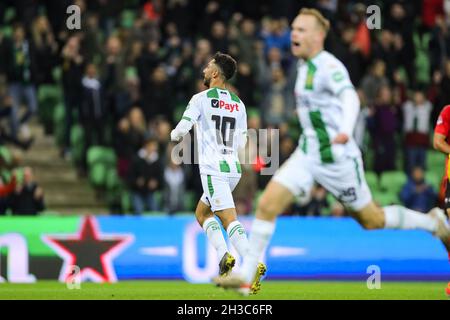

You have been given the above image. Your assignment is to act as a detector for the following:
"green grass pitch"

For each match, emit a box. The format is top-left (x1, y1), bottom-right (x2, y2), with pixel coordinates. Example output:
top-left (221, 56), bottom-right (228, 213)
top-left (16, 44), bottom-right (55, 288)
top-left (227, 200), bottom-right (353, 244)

top-left (0, 280), bottom-right (448, 300)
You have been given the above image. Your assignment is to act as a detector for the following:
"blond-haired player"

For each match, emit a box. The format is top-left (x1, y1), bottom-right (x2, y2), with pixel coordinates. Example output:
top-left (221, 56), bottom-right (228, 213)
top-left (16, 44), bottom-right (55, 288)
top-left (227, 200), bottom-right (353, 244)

top-left (214, 8), bottom-right (450, 295)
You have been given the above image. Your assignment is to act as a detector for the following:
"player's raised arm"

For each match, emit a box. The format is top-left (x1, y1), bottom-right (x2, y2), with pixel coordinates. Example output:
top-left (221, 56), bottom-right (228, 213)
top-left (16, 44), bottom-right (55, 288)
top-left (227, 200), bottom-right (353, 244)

top-left (170, 95), bottom-right (201, 142)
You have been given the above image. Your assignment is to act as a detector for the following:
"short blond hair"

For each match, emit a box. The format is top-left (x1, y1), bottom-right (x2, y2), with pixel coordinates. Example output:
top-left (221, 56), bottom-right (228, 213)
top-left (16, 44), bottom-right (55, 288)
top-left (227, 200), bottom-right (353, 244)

top-left (299, 8), bottom-right (330, 34)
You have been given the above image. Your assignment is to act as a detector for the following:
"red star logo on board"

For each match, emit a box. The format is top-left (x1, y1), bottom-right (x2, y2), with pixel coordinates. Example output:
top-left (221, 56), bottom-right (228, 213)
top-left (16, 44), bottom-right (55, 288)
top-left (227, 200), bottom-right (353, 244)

top-left (42, 216), bottom-right (134, 283)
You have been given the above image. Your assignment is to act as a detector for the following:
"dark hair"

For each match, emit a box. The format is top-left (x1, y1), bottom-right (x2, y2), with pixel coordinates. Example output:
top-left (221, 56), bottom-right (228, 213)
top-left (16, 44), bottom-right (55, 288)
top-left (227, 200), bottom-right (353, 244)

top-left (213, 52), bottom-right (237, 80)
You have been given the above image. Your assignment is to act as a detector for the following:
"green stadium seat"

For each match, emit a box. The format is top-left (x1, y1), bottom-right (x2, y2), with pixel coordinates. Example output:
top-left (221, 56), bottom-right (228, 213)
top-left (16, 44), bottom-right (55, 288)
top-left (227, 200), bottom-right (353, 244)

top-left (87, 146), bottom-right (117, 168)
top-left (425, 171), bottom-right (441, 190)
top-left (365, 171), bottom-right (379, 191)
top-left (38, 85), bottom-right (63, 134)
top-left (427, 151), bottom-right (445, 169)
top-left (89, 163), bottom-right (107, 187)
top-left (13, 167), bottom-right (24, 185)
top-left (380, 171), bottom-right (407, 194)
top-left (105, 167), bottom-right (121, 191)
top-left (247, 107), bottom-right (260, 119)
top-left (70, 124), bottom-right (84, 147)
top-left (0, 146), bottom-right (12, 166)
top-left (70, 125), bottom-right (85, 165)
top-left (53, 103), bottom-right (65, 147)
top-left (0, 169), bottom-right (12, 184)
top-left (373, 191), bottom-right (399, 207)
top-left (183, 191), bottom-right (196, 211)
top-left (0, 26), bottom-right (12, 37)
top-left (37, 85), bottom-right (62, 106)
top-left (87, 146), bottom-right (117, 188)
top-left (4, 7), bottom-right (16, 23)
top-left (174, 104), bottom-right (186, 122)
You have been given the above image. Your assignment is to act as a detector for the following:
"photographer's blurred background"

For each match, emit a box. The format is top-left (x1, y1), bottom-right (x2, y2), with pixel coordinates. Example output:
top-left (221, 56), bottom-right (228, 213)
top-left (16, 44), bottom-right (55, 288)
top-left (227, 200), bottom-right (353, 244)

top-left (0, 0), bottom-right (448, 216)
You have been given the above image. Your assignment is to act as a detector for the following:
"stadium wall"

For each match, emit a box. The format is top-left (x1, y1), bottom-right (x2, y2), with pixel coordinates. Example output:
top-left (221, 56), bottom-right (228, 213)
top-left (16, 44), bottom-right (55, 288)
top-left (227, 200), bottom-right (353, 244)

top-left (0, 215), bottom-right (449, 283)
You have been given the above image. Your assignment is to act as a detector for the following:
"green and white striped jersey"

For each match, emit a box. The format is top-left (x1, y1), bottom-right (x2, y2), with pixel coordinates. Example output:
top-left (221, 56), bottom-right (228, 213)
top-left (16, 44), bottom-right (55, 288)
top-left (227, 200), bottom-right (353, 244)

top-left (181, 87), bottom-right (247, 178)
top-left (295, 50), bottom-right (361, 163)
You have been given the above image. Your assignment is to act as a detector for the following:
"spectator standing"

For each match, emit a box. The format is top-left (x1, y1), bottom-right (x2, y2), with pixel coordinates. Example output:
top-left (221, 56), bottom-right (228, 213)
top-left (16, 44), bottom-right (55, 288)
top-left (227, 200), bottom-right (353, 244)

top-left (360, 60), bottom-right (389, 107)
top-left (127, 137), bottom-right (162, 214)
top-left (10, 167), bottom-right (45, 215)
top-left (61, 35), bottom-right (84, 159)
top-left (4, 24), bottom-right (38, 141)
top-left (103, 36), bottom-right (128, 120)
top-left (114, 107), bottom-right (148, 178)
top-left (402, 88), bottom-right (432, 173)
top-left (163, 145), bottom-right (185, 214)
top-left (31, 15), bottom-right (58, 85)
top-left (400, 166), bottom-right (437, 213)
top-left (79, 63), bottom-right (106, 173)
top-left (368, 85), bottom-right (399, 177)
top-left (142, 66), bottom-right (174, 123)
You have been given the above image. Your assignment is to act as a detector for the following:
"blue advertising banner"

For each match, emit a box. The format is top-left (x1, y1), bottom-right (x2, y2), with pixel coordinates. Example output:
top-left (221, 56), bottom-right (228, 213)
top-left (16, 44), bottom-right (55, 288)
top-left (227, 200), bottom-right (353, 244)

top-left (97, 216), bottom-right (450, 282)
top-left (0, 216), bottom-right (449, 283)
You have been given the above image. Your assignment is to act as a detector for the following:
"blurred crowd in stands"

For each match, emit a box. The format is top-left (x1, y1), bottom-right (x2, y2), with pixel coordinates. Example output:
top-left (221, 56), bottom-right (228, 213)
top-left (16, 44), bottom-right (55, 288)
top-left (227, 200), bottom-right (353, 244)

top-left (0, 0), bottom-right (449, 216)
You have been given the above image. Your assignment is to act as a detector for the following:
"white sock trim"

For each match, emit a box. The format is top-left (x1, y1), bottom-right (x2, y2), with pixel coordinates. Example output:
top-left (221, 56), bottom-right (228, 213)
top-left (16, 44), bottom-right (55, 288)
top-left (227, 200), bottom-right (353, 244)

top-left (226, 220), bottom-right (249, 258)
top-left (203, 217), bottom-right (220, 232)
top-left (227, 220), bottom-right (245, 237)
top-left (202, 217), bottom-right (228, 260)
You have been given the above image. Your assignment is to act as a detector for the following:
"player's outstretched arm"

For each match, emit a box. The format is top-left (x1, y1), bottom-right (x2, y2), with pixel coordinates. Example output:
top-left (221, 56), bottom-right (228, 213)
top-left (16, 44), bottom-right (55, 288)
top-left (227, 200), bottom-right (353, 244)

top-left (170, 95), bottom-right (201, 142)
top-left (170, 118), bottom-right (193, 142)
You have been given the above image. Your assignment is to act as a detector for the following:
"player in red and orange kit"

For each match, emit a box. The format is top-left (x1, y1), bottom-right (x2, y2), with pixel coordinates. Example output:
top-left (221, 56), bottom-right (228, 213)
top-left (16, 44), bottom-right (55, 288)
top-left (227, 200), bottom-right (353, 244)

top-left (432, 104), bottom-right (450, 296)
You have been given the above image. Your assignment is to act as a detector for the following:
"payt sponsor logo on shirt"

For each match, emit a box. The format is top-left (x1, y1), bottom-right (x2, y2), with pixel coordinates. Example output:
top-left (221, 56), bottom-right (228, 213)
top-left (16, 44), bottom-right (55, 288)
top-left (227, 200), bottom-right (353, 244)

top-left (211, 99), bottom-right (239, 113)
